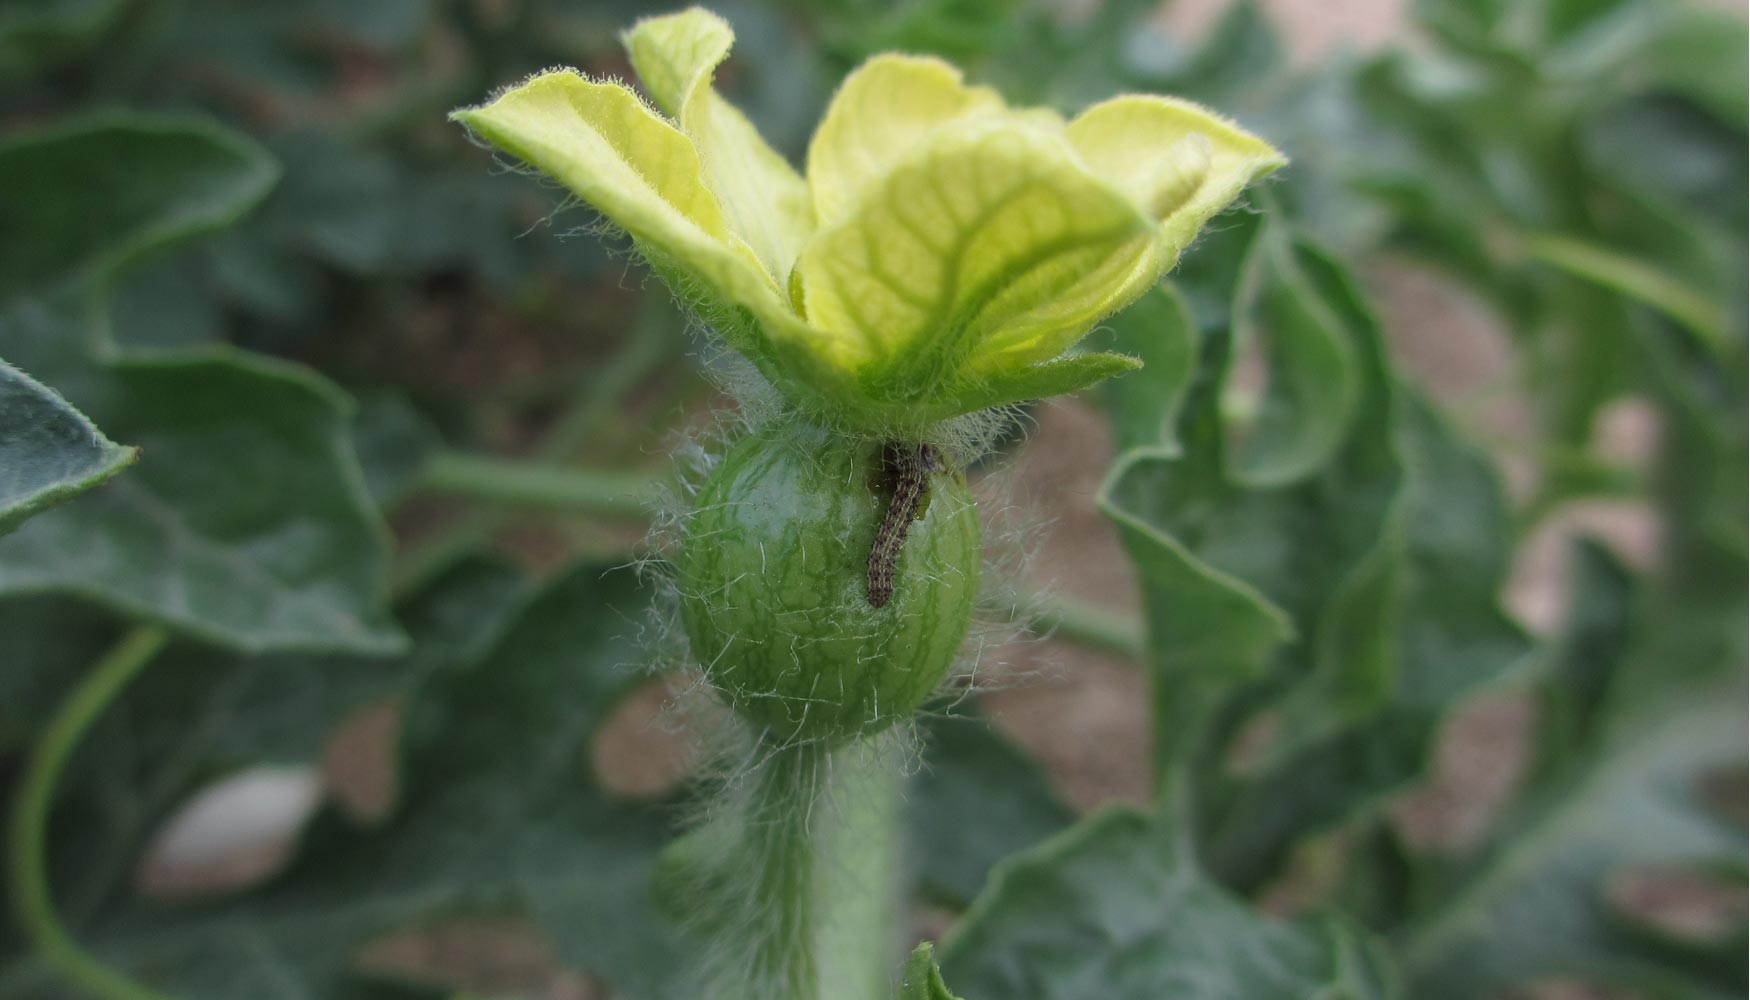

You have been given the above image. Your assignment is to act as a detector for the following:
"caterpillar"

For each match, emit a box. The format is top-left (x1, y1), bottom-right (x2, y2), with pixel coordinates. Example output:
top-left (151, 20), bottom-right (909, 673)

top-left (866, 442), bottom-right (940, 608)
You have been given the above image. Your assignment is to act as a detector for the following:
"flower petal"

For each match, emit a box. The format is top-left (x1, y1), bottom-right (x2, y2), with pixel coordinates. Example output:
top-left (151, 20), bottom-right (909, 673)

top-left (805, 54), bottom-right (1005, 229)
top-left (623, 7), bottom-right (812, 282)
top-left (1067, 95), bottom-right (1286, 262)
top-left (793, 121), bottom-right (1161, 399)
top-left (450, 71), bottom-right (804, 366)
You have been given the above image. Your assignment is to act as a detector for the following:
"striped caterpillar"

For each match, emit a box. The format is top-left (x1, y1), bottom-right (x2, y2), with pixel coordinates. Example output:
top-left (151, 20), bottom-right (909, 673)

top-left (866, 442), bottom-right (941, 608)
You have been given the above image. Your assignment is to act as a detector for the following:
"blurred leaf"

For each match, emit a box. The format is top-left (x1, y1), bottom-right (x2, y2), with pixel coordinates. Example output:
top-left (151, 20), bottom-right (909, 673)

top-left (294, 0), bottom-right (433, 49)
top-left (1100, 448), bottom-right (1294, 685)
top-left (1524, 232), bottom-right (1728, 357)
top-left (1100, 227), bottom-right (1530, 890)
top-left (1133, 0), bottom-right (1284, 105)
top-left (385, 561), bottom-right (684, 980)
top-left (140, 0), bottom-right (433, 102)
top-left (972, 0), bottom-right (1146, 105)
top-left (0, 597), bottom-right (120, 754)
top-left (940, 808), bottom-right (1400, 998)
top-left (0, 114), bottom-right (403, 654)
top-left (808, 0), bottom-right (1024, 66)
top-left (0, 0), bottom-right (127, 78)
top-left (1103, 232), bottom-right (1397, 681)
top-left (1628, 313), bottom-right (1746, 702)
top-left (901, 942), bottom-right (964, 1000)
top-left (1531, 538), bottom-right (1633, 773)
top-left (1584, 94), bottom-right (1748, 229)
top-left (0, 346), bottom-right (406, 655)
top-left (349, 390), bottom-right (439, 509)
top-left (37, 558), bottom-right (529, 932)
top-left (107, 253), bottom-right (226, 349)
top-left (259, 129), bottom-right (400, 275)
top-left (0, 359), bottom-right (135, 535)
top-left (908, 708), bottom-right (1075, 907)
top-left (381, 168), bottom-right (558, 290)
top-left (335, 978), bottom-right (453, 1000)
top-left (1095, 283), bottom-right (1198, 453)
top-left (0, 115), bottom-right (278, 306)
top-left (1204, 390), bottom-right (1531, 892)
top-left (1634, 6), bottom-right (1748, 126)
top-left (1229, 212), bottom-right (1362, 486)
top-left (1403, 694), bottom-right (1745, 1000)
top-left (1402, 460), bottom-right (1745, 999)
top-left (0, 562), bottom-right (684, 1000)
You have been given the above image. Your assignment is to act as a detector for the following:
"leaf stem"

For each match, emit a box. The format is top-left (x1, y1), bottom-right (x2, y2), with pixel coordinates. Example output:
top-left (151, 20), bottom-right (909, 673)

top-left (7, 625), bottom-right (173, 1000)
top-left (410, 445), bottom-right (1152, 661)
top-left (392, 310), bottom-right (676, 595)
top-left (417, 450), bottom-right (660, 516)
top-left (1025, 595), bottom-right (1144, 659)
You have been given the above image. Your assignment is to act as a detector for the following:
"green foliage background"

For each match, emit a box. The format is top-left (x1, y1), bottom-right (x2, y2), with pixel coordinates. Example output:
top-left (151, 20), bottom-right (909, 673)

top-left (0, 0), bottom-right (1743, 998)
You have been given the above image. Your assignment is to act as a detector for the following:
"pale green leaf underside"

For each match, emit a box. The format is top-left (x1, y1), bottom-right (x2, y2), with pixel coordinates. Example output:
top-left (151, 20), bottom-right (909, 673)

top-left (0, 358), bottom-right (134, 535)
top-left (623, 7), bottom-right (812, 281)
top-left (795, 121), bottom-right (1160, 383)
top-left (1067, 94), bottom-right (1288, 264)
top-left (807, 53), bottom-right (1006, 229)
top-left (453, 71), bottom-right (733, 247)
top-left (449, 71), bottom-right (805, 361)
top-left (455, 24), bottom-right (1285, 433)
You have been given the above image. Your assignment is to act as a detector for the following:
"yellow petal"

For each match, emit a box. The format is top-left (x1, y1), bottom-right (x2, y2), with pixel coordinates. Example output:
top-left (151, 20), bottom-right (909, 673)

top-left (805, 54), bottom-right (1006, 229)
top-left (793, 121), bottom-right (1161, 392)
top-left (1067, 95), bottom-right (1286, 262)
top-left (623, 7), bottom-right (812, 282)
top-left (450, 71), bottom-right (804, 364)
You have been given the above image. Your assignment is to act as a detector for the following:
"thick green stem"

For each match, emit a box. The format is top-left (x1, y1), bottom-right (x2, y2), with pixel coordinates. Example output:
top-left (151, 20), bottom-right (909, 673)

top-left (734, 737), bottom-right (901, 1000)
top-left (392, 310), bottom-right (675, 595)
top-left (418, 451), bottom-right (660, 516)
top-left (7, 625), bottom-right (172, 1000)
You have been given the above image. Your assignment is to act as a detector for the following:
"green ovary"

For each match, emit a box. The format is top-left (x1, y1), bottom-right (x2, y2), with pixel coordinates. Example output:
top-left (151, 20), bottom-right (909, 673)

top-left (677, 420), bottom-right (980, 744)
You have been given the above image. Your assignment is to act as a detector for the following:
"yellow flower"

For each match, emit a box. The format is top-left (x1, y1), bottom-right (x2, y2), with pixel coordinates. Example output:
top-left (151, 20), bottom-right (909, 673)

top-left (453, 7), bottom-right (1284, 437)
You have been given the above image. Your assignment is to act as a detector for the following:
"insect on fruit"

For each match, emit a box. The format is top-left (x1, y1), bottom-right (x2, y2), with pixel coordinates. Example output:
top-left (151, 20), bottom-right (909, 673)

top-left (675, 422), bottom-right (979, 743)
top-left (866, 442), bottom-right (941, 609)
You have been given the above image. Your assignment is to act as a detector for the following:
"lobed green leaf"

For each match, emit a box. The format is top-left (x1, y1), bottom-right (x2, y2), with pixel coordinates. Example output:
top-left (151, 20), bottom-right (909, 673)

top-left (0, 114), bottom-right (404, 655)
top-left (940, 808), bottom-right (1401, 999)
top-left (0, 359), bottom-right (134, 536)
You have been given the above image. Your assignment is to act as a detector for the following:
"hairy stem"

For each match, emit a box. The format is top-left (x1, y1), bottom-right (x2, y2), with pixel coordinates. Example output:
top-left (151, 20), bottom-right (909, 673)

top-left (731, 736), bottom-right (901, 1000)
top-left (7, 625), bottom-right (172, 1000)
top-left (1028, 594), bottom-right (1144, 658)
